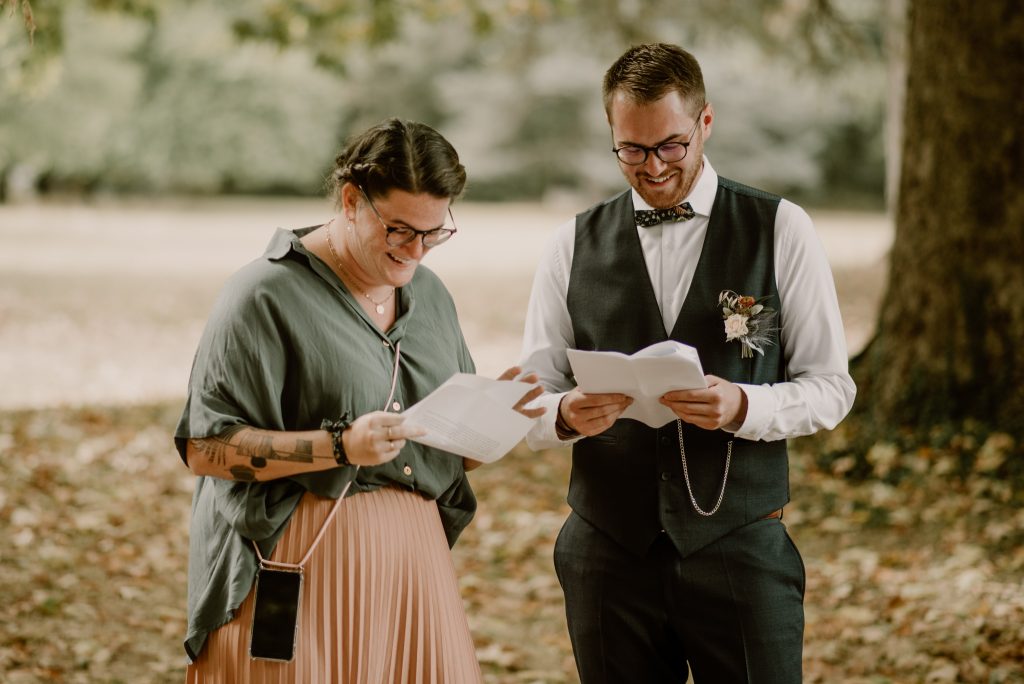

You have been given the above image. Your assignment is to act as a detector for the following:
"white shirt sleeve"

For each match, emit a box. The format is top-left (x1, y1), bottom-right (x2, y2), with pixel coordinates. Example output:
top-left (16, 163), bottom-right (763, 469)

top-left (731, 200), bottom-right (856, 441)
top-left (518, 218), bottom-right (582, 450)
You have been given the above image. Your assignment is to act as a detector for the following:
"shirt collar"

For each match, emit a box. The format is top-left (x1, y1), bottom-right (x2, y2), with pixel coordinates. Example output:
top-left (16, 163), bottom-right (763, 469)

top-left (630, 155), bottom-right (718, 218)
top-left (263, 225), bottom-right (414, 342)
top-left (264, 225), bottom-right (316, 261)
top-left (265, 225), bottom-right (353, 307)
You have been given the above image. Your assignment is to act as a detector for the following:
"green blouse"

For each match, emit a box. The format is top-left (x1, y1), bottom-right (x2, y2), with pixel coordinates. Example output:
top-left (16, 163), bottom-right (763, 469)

top-left (174, 226), bottom-right (477, 661)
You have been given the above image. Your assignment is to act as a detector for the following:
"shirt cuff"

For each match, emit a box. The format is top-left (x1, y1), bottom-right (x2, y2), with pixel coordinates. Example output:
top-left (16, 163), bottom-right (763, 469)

top-left (525, 391), bottom-right (583, 450)
top-left (730, 383), bottom-right (774, 441)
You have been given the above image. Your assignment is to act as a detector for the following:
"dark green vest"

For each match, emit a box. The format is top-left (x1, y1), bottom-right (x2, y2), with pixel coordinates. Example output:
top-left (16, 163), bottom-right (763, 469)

top-left (565, 177), bottom-right (789, 558)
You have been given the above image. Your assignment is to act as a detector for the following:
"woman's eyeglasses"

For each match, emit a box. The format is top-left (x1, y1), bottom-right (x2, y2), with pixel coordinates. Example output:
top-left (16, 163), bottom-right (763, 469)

top-left (359, 187), bottom-right (457, 248)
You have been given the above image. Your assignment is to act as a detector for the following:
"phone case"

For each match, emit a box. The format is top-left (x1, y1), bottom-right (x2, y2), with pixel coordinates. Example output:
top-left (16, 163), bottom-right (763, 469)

top-left (249, 567), bottom-right (303, 662)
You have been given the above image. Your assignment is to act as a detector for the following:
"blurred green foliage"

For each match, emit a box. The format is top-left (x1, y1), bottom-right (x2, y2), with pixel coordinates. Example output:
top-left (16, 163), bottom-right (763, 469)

top-left (1, 3), bottom-right (343, 196)
top-left (0, 0), bottom-right (888, 203)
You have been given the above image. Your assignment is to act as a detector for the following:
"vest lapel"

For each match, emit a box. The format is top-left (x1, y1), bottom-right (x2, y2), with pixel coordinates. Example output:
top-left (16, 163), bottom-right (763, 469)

top-left (567, 191), bottom-right (666, 353)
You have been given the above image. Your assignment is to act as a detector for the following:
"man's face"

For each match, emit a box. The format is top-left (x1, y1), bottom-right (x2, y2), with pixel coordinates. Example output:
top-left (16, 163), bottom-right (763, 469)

top-left (608, 90), bottom-right (712, 209)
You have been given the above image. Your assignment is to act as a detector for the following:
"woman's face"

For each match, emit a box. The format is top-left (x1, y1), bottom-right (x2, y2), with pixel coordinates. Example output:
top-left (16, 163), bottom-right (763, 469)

top-left (343, 185), bottom-right (453, 288)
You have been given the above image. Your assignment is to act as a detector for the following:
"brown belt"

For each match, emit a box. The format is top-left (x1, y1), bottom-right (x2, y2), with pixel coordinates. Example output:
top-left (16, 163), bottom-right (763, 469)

top-left (656, 508), bottom-right (783, 538)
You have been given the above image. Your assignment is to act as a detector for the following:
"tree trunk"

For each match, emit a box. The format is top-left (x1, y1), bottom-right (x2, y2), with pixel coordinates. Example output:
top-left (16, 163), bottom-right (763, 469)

top-left (883, 0), bottom-right (906, 210)
top-left (853, 0), bottom-right (1024, 439)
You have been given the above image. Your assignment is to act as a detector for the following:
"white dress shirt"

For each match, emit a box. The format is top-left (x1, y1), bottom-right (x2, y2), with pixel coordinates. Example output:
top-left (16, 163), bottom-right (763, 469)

top-left (519, 158), bottom-right (856, 450)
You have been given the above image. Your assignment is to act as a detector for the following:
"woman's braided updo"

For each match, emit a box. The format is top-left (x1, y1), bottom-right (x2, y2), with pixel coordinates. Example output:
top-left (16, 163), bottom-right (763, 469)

top-left (326, 118), bottom-right (467, 207)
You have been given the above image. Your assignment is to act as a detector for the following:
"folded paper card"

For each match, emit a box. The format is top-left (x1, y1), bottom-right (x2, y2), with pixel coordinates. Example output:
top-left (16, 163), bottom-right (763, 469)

top-left (402, 373), bottom-right (536, 462)
top-left (567, 340), bottom-right (708, 428)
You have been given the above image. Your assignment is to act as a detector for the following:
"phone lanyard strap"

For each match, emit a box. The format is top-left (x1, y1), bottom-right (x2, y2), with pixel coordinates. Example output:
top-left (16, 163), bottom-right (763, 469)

top-left (253, 339), bottom-right (403, 573)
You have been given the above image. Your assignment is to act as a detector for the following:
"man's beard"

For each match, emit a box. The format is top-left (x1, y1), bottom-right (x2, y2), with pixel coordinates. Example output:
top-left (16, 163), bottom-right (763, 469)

top-left (632, 162), bottom-right (700, 209)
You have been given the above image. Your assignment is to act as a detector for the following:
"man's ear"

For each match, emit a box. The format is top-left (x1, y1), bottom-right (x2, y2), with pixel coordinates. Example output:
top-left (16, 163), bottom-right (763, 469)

top-left (700, 102), bottom-right (715, 142)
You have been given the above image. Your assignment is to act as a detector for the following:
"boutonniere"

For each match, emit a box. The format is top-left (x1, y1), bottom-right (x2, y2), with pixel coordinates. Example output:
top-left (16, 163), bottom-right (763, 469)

top-left (718, 290), bottom-right (778, 358)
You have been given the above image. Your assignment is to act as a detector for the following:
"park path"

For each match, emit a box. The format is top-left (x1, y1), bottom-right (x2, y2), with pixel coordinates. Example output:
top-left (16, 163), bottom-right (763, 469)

top-left (0, 198), bottom-right (890, 410)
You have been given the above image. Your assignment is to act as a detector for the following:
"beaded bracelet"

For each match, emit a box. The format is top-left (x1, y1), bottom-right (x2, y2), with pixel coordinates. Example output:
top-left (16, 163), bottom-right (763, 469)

top-left (320, 414), bottom-right (352, 466)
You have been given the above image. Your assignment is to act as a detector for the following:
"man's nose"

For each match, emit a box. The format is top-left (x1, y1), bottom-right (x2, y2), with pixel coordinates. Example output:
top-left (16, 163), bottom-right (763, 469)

top-left (642, 152), bottom-right (668, 175)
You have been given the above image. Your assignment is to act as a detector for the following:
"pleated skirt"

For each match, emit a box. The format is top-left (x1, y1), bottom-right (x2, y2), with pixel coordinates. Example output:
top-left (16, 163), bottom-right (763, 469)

top-left (185, 486), bottom-right (483, 684)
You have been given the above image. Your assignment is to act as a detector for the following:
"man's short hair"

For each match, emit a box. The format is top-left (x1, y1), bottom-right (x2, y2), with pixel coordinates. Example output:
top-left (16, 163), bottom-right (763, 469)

top-left (603, 43), bottom-right (707, 120)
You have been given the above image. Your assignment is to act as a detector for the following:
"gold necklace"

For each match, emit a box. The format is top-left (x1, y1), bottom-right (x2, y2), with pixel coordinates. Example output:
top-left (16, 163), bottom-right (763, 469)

top-left (325, 219), bottom-right (395, 315)
top-left (362, 289), bottom-right (395, 315)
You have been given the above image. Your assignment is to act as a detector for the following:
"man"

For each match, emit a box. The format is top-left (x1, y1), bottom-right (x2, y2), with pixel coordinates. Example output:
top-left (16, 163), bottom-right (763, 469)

top-left (520, 43), bottom-right (856, 683)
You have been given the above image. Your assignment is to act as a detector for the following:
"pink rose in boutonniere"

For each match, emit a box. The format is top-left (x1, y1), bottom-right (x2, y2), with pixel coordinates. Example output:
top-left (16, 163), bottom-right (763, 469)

top-left (724, 313), bottom-right (749, 339)
top-left (718, 290), bottom-right (778, 359)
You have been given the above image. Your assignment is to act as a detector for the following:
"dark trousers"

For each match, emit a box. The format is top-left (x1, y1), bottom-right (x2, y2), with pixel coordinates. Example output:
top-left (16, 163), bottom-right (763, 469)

top-left (554, 511), bottom-right (805, 684)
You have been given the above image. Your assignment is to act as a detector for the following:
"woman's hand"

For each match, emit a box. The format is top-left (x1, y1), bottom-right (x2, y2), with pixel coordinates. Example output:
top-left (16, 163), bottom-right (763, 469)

top-left (342, 411), bottom-right (426, 466)
top-left (497, 366), bottom-right (547, 419)
top-left (463, 366), bottom-right (547, 471)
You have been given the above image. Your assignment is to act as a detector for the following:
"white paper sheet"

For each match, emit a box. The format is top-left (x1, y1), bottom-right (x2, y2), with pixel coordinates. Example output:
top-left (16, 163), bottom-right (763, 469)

top-left (401, 373), bottom-right (536, 462)
top-left (567, 340), bottom-right (708, 428)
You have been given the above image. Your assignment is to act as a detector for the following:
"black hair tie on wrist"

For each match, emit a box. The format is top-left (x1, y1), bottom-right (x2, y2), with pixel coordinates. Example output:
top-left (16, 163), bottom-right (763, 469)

top-left (321, 414), bottom-right (352, 466)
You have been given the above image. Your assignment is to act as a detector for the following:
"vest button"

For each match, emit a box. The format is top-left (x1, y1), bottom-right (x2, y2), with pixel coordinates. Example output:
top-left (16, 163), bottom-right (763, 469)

top-left (660, 472), bottom-right (670, 481)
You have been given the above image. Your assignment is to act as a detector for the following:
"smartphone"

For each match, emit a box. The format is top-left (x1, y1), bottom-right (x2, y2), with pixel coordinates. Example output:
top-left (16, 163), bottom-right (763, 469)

top-left (249, 567), bottom-right (303, 662)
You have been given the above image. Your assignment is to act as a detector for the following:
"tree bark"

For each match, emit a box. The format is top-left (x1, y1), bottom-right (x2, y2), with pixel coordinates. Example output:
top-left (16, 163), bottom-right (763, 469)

top-left (883, 0), bottom-right (906, 210)
top-left (853, 0), bottom-right (1024, 437)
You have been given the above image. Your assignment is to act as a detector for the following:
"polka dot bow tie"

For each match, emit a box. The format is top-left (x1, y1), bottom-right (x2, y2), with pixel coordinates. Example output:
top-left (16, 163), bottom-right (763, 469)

top-left (634, 202), bottom-right (696, 227)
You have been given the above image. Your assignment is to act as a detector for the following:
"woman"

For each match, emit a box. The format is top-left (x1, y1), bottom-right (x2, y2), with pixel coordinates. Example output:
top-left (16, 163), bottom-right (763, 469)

top-left (175, 118), bottom-right (541, 682)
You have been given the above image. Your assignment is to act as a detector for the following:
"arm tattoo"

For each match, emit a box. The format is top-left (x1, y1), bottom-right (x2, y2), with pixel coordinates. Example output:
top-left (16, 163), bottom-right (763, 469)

top-left (222, 424), bottom-right (247, 439)
top-left (236, 431), bottom-right (316, 465)
top-left (193, 428), bottom-right (324, 480)
top-left (190, 438), bottom-right (228, 466)
top-left (229, 465), bottom-right (257, 482)
top-left (236, 432), bottom-right (275, 468)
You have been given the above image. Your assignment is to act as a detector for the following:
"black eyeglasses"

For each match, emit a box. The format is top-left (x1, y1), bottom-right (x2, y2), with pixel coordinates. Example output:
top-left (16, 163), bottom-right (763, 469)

top-left (359, 187), bottom-right (458, 248)
top-left (612, 105), bottom-right (706, 166)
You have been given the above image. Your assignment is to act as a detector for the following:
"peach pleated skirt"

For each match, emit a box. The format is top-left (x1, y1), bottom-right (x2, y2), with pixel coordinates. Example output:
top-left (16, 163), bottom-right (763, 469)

top-left (185, 486), bottom-right (483, 684)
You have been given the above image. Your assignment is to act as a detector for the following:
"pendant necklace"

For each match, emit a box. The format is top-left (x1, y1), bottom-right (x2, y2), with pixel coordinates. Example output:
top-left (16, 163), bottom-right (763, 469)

top-left (325, 219), bottom-right (395, 315)
top-left (363, 290), bottom-right (394, 315)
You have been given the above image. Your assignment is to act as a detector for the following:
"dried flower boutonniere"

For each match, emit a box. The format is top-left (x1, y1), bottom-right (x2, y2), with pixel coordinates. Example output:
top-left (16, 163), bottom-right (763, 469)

top-left (718, 290), bottom-right (778, 358)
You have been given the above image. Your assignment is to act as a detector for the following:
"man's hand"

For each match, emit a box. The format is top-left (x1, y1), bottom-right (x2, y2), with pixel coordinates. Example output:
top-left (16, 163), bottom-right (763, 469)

top-left (558, 388), bottom-right (633, 437)
top-left (659, 375), bottom-right (747, 431)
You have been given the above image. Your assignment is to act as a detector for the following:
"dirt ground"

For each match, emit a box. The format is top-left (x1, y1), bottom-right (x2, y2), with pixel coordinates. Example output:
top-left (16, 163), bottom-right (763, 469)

top-left (5, 199), bottom-right (1020, 683)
